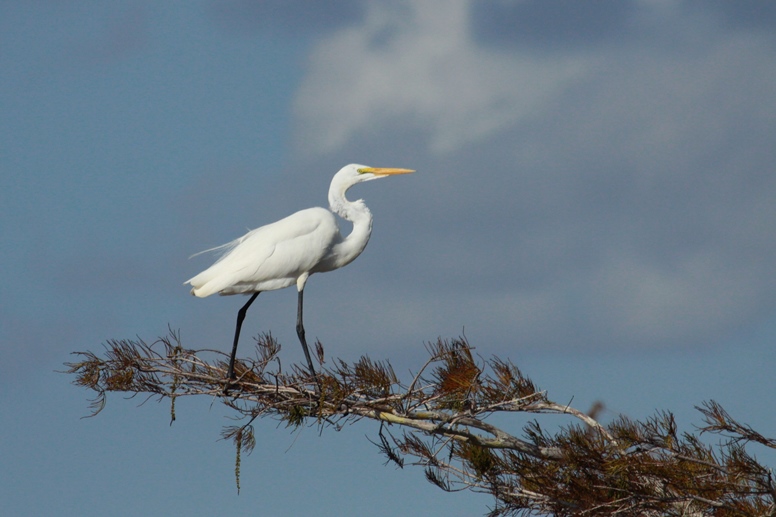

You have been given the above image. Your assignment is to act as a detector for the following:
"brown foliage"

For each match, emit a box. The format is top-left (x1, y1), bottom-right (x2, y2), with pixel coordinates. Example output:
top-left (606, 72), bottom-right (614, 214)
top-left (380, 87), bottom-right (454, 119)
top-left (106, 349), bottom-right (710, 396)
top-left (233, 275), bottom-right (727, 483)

top-left (65, 331), bottom-right (776, 515)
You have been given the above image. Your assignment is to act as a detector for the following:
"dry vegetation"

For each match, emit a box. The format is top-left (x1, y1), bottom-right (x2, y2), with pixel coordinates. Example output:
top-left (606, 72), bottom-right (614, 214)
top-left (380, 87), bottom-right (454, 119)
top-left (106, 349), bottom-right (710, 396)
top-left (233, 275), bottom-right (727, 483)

top-left (66, 331), bottom-right (776, 516)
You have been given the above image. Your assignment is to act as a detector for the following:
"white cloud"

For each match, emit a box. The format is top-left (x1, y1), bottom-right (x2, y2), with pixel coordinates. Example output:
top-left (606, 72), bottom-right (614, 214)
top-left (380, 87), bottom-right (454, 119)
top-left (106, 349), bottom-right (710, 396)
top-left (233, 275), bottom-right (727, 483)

top-left (294, 0), bottom-right (586, 154)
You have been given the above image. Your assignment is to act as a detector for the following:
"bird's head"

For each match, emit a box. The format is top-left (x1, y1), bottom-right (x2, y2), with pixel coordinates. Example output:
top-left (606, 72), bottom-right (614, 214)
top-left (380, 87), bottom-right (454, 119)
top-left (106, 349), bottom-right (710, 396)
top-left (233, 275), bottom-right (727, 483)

top-left (329, 163), bottom-right (414, 208)
top-left (328, 163), bottom-right (415, 220)
top-left (337, 163), bottom-right (415, 185)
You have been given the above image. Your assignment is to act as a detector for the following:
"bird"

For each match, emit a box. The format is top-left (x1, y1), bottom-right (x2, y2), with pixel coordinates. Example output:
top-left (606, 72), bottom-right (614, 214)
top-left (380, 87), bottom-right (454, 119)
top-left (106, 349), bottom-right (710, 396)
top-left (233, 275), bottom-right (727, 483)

top-left (185, 163), bottom-right (415, 382)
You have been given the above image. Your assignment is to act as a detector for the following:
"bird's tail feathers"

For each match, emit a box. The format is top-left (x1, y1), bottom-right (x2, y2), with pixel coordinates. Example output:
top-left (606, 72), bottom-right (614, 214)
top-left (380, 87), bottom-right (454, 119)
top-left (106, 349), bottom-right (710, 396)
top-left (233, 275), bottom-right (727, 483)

top-left (187, 234), bottom-right (246, 261)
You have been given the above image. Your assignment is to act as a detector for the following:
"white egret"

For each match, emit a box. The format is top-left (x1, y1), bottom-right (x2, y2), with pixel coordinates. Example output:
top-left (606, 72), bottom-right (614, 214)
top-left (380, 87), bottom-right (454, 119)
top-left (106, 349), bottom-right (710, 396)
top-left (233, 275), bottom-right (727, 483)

top-left (185, 164), bottom-right (414, 381)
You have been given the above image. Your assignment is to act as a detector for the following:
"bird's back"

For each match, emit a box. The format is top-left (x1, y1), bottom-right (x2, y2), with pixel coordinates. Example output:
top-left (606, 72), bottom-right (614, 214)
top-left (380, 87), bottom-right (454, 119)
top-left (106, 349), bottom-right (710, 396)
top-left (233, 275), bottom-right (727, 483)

top-left (186, 207), bottom-right (339, 297)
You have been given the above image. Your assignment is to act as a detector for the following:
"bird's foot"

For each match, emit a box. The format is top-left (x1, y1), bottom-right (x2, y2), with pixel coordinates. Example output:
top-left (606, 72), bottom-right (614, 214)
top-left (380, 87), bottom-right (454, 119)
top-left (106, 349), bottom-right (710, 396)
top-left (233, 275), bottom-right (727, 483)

top-left (222, 376), bottom-right (237, 396)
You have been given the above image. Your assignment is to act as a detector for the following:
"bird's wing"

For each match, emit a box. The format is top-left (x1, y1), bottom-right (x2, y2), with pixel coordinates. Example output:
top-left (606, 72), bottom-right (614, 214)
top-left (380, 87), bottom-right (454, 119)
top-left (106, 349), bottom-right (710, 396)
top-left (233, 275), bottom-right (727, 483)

top-left (186, 207), bottom-right (338, 297)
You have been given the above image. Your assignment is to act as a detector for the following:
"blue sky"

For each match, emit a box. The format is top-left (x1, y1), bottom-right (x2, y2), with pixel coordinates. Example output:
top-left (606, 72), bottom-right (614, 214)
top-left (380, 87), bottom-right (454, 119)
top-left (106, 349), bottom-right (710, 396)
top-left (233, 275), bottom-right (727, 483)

top-left (2, 1), bottom-right (776, 515)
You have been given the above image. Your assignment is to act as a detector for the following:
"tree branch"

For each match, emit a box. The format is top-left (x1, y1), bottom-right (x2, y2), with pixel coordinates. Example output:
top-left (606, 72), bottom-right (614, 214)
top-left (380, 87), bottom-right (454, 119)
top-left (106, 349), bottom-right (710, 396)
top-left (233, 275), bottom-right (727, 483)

top-left (64, 331), bottom-right (776, 516)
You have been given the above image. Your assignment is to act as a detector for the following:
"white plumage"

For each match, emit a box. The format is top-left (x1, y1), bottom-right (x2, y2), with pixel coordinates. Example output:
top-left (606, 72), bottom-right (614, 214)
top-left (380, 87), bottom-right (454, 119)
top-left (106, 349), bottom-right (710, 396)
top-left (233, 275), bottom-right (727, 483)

top-left (185, 163), bottom-right (414, 381)
top-left (187, 207), bottom-right (338, 297)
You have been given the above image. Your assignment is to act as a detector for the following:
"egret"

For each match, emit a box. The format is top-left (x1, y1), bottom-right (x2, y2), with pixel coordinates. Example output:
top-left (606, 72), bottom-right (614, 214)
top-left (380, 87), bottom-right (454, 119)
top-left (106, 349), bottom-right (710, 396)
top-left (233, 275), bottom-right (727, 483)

top-left (185, 164), bottom-right (414, 381)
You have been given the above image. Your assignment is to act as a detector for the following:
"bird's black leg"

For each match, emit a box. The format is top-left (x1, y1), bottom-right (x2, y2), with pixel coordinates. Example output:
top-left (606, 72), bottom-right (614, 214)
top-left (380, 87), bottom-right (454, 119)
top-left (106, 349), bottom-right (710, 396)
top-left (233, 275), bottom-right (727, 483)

top-left (295, 289), bottom-right (319, 381)
top-left (227, 292), bottom-right (260, 381)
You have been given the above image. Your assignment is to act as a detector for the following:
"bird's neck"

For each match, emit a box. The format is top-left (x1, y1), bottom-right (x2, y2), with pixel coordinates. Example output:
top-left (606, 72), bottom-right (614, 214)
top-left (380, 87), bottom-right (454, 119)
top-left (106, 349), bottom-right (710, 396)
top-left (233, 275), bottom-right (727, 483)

top-left (324, 185), bottom-right (374, 270)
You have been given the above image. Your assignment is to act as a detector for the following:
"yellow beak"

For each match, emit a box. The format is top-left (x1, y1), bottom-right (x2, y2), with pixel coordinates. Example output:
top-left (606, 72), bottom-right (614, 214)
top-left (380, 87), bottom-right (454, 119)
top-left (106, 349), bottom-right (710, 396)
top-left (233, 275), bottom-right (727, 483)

top-left (360, 167), bottom-right (415, 176)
